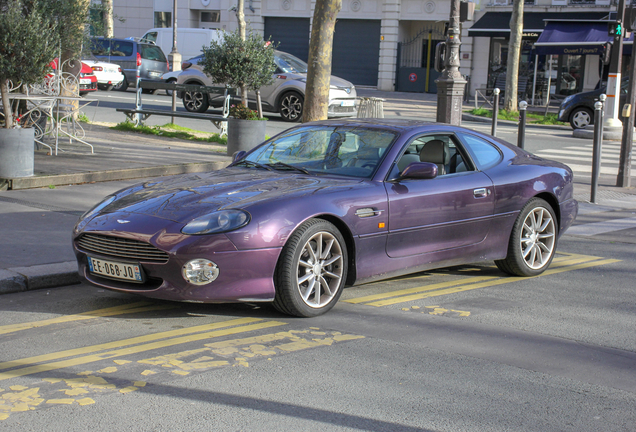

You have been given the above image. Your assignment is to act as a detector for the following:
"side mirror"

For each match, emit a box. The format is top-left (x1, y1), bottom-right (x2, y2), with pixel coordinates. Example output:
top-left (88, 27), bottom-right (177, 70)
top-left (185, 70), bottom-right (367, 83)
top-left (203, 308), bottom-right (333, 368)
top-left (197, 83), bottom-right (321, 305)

top-left (232, 150), bottom-right (247, 163)
top-left (399, 162), bottom-right (438, 180)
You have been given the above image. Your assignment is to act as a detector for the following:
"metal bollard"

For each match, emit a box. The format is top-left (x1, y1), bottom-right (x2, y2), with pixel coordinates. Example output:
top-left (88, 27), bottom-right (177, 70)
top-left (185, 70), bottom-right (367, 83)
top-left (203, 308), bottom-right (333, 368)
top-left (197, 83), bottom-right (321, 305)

top-left (590, 100), bottom-right (604, 204)
top-left (492, 88), bottom-right (500, 137)
top-left (135, 63), bottom-right (142, 126)
top-left (518, 100), bottom-right (527, 149)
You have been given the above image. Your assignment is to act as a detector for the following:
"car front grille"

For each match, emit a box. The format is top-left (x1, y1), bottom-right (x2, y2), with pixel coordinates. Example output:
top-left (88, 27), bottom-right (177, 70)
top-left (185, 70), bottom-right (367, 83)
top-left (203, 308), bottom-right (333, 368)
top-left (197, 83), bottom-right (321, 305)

top-left (76, 233), bottom-right (169, 263)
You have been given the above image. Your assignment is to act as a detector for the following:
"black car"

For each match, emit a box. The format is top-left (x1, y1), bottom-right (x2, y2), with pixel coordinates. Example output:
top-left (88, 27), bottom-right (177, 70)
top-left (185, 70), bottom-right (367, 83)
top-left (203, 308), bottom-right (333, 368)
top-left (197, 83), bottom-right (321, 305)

top-left (558, 80), bottom-right (628, 129)
top-left (89, 37), bottom-right (169, 92)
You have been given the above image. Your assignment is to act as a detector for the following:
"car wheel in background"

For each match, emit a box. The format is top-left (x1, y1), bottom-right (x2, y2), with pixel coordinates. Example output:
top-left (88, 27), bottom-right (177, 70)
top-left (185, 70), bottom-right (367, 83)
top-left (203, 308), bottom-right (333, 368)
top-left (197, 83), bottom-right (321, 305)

top-left (495, 198), bottom-right (557, 277)
top-left (569, 107), bottom-right (593, 129)
top-left (279, 91), bottom-right (304, 122)
top-left (183, 90), bottom-right (209, 113)
top-left (98, 84), bottom-right (114, 91)
top-left (114, 76), bottom-right (128, 92)
top-left (273, 219), bottom-right (348, 317)
top-left (165, 79), bottom-right (177, 96)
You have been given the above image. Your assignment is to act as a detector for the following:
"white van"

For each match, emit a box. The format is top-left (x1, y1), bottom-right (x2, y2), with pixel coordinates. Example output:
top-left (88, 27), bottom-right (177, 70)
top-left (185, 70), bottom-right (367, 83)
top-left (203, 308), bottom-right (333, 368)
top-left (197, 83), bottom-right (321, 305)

top-left (141, 28), bottom-right (223, 64)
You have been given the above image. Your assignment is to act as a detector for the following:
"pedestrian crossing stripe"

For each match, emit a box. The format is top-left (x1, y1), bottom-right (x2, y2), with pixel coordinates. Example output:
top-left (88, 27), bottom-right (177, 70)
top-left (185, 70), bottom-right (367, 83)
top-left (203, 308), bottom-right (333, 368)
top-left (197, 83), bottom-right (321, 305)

top-left (344, 253), bottom-right (619, 307)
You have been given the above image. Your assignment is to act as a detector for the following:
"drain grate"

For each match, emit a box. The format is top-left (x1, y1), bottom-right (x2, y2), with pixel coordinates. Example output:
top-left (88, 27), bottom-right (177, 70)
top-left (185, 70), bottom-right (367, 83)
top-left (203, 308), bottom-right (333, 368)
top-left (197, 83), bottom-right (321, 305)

top-left (0, 195), bottom-right (84, 216)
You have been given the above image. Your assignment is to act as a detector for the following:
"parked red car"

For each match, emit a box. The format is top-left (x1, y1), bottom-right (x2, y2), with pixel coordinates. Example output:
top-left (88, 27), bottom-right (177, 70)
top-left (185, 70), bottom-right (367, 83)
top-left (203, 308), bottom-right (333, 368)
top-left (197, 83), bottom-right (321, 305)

top-left (49, 59), bottom-right (98, 96)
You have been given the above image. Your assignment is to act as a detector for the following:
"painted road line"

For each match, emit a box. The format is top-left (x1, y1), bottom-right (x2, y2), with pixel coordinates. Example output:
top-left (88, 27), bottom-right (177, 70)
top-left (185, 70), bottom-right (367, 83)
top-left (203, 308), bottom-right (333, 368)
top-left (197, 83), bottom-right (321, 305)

top-left (345, 253), bottom-right (603, 305)
top-left (0, 317), bottom-right (264, 373)
top-left (344, 276), bottom-right (496, 304)
top-left (566, 217), bottom-right (636, 236)
top-left (0, 302), bottom-right (177, 336)
top-left (366, 258), bottom-right (619, 307)
top-left (0, 320), bottom-right (286, 381)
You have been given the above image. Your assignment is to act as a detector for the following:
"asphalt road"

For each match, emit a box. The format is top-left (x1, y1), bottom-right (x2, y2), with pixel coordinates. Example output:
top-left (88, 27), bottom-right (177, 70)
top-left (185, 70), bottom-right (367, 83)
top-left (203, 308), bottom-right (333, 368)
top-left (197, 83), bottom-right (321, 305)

top-left (1, 90), bottom-right (635, 430)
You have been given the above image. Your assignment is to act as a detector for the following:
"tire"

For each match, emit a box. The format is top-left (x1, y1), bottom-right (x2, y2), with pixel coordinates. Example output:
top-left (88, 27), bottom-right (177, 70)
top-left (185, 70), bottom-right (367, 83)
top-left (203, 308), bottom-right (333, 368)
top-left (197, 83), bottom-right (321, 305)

top-left (98, 84), bottom-right (114, 91)
top-left (569, 107), bottom-right (593, 130)
top-left (114, 76), bottom-right (128, 92)
top-left (495, 198), bottom-right (558, 277)
top-left (183, 90), bottom-right (209, 113)
top-left (273, 219), bottom-right (348, 317)
top-left (165, 79), bottom-right (177, 96)
top-left (279, 91), bottom-right (304, 122)
top-left (142, 88), bottom-right (156, 94)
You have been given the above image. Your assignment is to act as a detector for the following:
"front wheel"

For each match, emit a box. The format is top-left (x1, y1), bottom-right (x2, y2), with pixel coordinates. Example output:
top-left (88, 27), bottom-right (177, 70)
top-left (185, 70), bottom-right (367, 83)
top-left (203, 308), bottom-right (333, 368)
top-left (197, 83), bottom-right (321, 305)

top-left (273, 219), bottom-right (348, 317)
top-left (183, 90), bottom-right (209, 113)
top-left (495, 198), bottom-right (557, 277)
top-left (165, 79), bottom-right (177, 96)
top-left (569, 107), bottom-right (593, 129)
top-left (279, 92), bottom-right (304, 122)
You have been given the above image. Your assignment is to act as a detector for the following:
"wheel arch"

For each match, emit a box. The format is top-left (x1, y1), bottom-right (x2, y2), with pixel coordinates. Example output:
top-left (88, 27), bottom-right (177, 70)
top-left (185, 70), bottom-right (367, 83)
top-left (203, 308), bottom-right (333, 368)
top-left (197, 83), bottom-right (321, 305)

top-left (533, 192), bottom-right (561, 231)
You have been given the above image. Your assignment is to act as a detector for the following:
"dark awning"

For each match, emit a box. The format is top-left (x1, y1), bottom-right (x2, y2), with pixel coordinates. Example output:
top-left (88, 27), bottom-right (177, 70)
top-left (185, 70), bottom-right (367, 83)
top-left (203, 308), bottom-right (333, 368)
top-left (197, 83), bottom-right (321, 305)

top-left (534, 20), bottom-right (633, 55)
top-left (467, 12), bottom-right (609, 38)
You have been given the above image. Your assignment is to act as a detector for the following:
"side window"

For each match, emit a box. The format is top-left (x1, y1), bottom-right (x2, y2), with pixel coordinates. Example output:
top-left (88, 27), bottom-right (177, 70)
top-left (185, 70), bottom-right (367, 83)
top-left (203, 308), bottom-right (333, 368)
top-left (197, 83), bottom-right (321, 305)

top-left (393, 134), bottom-right (473, 178)
top-left (90, 39), bottom-right (109, 56)
top-left (456, 133), bottom-right (502, 170)
top-left (111, 41), bottom-right (133, 57)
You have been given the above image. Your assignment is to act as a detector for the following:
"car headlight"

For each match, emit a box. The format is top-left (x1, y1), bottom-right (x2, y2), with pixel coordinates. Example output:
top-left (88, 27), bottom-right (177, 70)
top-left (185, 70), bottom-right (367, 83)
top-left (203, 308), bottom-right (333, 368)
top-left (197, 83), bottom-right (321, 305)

top-left (562, 95), bottom-right (574, 106)
top-left (181, 210), bottom-right (250, 235)
top-left (79, 196), bottom-right (116, 221)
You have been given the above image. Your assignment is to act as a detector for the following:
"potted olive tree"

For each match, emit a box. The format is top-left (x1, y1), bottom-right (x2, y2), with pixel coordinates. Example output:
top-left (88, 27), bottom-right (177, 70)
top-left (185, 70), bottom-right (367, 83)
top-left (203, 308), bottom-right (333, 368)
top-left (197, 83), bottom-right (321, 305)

top-left (0, 0), bottom-right (60, 178)
top-left (200, 30), bottom-right (277, 155)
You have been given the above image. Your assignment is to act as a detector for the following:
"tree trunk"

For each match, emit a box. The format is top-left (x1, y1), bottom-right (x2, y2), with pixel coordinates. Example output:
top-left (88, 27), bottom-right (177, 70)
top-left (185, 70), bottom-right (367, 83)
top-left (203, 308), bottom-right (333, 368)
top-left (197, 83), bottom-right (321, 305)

top-left (235, 0), bottom-right (248, 106)
top-left (1, 79), bottom-right (14, 129)
top-left (504, 0), bottom-right (524, 112)
top-left (302, 0), bottom-right (342, 122)
top-left (103, 0), bottom-right (114, 38)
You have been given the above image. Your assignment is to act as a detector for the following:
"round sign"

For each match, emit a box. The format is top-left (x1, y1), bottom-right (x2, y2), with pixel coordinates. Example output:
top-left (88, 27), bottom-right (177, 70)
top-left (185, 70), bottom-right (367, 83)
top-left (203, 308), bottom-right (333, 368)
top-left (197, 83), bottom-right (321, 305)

top-left (201, 0), bottom-right (211, 5)
top-left (409, 73), bottom-right (417, 82)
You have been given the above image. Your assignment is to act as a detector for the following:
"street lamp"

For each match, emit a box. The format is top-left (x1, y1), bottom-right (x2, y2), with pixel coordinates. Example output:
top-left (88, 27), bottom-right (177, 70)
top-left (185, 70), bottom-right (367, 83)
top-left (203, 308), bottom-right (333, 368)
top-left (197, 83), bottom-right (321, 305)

top-left (435, 0), bottom-right (469, 125)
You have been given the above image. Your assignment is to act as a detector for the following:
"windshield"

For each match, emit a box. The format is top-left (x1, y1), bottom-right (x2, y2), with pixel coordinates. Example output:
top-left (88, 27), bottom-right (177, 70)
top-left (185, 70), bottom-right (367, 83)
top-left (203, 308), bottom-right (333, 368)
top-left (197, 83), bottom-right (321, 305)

top-left (275, 52), bottom-right (308, 74)
top-left (241, 126), bottom-right (397, 179)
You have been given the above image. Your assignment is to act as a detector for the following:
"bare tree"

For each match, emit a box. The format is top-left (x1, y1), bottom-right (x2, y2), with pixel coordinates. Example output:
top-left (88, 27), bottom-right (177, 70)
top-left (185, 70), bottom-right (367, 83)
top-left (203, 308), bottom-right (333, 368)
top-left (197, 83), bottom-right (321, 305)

top-left (504, 0), bottom-right (524, 112)
top-left (103, 0), bottom-right (114, 38)
top-left (302, 0), bottom-right (342, 122)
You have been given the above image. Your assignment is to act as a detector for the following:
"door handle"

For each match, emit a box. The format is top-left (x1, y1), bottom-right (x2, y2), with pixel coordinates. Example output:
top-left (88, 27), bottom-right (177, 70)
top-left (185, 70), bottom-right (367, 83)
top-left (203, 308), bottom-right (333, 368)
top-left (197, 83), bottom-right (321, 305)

top-left (473, 188), bottom-right (490, 198)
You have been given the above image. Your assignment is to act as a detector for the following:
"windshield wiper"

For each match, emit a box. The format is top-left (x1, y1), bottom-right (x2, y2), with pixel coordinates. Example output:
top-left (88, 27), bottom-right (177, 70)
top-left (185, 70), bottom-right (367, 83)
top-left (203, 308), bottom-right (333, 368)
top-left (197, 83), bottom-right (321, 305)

top-left (267, 161), bottom-right (311, 175)
top-left (233, 160), bottom-right (275, 171)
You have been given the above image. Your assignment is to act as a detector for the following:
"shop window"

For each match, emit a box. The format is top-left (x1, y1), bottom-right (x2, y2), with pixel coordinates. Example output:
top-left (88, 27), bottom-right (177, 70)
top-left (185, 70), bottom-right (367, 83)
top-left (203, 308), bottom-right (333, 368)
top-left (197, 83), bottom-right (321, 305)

top-left (201, 11), bottom-right (221, 23)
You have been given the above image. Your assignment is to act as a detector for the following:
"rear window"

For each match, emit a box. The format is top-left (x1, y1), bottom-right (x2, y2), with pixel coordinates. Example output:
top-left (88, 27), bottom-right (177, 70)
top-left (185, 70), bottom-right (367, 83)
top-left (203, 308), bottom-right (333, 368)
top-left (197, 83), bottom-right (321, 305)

top-left (110, 40), bottom-right (134, 57)
top-left (140, 45), bottom-right (167, 62)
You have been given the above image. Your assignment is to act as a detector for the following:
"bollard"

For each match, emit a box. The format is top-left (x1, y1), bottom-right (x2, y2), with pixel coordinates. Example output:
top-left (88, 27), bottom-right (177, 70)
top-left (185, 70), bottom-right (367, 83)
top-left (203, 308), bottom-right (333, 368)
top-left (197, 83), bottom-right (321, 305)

top-left (590, 100), bottom-right (604, 204)
top-left (492, 88), bottom-right (500, 137)
top-left (518, 100), bottom-right (527, 149)
top-left (135, 62), bottom-right (142, 126)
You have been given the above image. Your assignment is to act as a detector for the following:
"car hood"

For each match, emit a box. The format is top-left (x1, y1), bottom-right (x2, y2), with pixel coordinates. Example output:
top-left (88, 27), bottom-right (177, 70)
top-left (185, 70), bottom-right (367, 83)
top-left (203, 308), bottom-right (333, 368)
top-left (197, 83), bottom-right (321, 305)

top-left (101, 168), bottom-right (364, 223)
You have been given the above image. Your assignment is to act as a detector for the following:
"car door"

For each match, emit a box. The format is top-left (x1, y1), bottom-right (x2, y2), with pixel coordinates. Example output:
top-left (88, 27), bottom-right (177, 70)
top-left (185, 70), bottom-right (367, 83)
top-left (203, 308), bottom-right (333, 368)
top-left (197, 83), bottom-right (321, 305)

top-left (385, 133), bottom-right (495, 258)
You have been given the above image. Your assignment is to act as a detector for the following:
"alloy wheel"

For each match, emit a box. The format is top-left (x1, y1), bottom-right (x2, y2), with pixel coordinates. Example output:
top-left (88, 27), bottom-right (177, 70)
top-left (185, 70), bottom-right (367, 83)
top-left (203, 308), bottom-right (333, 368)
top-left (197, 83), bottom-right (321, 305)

top-left (520, 206), bottom-right (556, 270)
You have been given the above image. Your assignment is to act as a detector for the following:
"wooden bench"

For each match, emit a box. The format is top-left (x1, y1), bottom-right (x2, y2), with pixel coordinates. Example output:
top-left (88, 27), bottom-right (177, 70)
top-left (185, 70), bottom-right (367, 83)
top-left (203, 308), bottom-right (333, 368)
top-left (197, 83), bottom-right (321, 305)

top-left (116, 81), bottom-right (236, 136)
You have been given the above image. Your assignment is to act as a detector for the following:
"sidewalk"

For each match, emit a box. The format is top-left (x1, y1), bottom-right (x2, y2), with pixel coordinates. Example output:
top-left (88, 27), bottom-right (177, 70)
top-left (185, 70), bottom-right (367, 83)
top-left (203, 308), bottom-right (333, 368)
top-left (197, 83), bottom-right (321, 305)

top-left (1, 95), bottom-right (635, 295)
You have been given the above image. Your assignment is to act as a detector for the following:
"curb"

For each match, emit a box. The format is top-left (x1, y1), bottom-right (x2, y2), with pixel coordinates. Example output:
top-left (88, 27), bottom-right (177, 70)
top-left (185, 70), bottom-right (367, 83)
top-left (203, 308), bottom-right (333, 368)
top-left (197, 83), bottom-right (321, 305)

top-left (462, 113), bottom-right (571, 132)
top-left (0, 261), bottom-right (80, 295)
top-left (3, 161), bottom-right (231, 191)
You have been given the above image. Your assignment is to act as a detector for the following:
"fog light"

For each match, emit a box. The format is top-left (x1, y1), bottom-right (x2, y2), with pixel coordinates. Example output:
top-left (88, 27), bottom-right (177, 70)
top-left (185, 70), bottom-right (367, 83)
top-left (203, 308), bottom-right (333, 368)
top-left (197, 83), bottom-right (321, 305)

top-left (182, 259), bottom-right (219, 285)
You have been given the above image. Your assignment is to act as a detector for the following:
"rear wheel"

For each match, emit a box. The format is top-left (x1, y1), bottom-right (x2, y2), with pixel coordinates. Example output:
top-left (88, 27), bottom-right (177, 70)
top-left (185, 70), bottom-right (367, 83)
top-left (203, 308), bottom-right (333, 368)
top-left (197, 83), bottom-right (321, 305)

top-left (273, 219), bottom-right (348, 317)
top-left (183, 90), bottom-right (209, 113)
top-left (569, 107), bottom-right (593, 129)
top-left (495, 198), bottom-right (557, 276)
top-left (279, 92), bottom-right (303, 122)
top-left (114, 76), bottom-right (128, 92)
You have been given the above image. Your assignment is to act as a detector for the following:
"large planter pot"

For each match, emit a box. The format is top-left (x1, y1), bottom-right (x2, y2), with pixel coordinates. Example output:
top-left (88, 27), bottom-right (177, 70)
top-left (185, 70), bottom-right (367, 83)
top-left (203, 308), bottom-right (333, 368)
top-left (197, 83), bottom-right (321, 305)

top-left (0, 128), bottom-right (34, 178)
top-left (226, 118), bottom-right (267, 156)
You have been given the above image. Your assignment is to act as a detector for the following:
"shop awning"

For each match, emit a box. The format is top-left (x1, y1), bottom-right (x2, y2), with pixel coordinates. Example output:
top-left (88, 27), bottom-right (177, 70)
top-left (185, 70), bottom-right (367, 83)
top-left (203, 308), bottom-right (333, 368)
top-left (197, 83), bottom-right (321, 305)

top-left (534, 20), bottom-right (633, 55)
top-left (467, 12), bottom-right (609, 38)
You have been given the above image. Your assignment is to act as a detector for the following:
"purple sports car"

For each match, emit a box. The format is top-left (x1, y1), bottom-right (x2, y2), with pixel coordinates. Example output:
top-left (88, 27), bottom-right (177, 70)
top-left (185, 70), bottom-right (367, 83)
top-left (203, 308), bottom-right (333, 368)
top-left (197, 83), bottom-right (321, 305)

top-left (73, 119), bottom-right (578, 317)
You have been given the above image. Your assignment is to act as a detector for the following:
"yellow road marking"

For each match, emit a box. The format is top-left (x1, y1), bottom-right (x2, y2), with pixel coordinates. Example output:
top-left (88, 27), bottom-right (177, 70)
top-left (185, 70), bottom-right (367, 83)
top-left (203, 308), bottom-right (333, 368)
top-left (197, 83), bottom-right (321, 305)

top-left (0, 320), bottom-right (286, 381)
top-left (0, 317), bottom-right (263, 373)
top-left (367, 259), bottom-right (619, 306)
top-left (0, 302), bottom-right (177, 336)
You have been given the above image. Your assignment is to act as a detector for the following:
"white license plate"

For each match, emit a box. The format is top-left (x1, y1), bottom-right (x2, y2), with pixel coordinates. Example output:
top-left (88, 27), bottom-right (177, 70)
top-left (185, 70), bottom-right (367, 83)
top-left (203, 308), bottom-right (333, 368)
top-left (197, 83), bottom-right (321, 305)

top-left (80, 78), bottom-right (91, 84)
top-left (340, 100), bottom-right (356, 107)
top-left (88, 257), bottom-right (142, 282)
top-left (149, 71), bottom-right (161, 78)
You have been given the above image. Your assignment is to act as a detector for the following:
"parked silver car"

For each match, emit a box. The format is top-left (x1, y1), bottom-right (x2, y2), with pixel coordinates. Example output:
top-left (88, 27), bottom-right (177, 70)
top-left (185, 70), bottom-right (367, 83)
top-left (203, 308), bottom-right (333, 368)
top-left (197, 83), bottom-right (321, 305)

top-left (176, 51), bottom-right (357, 121)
